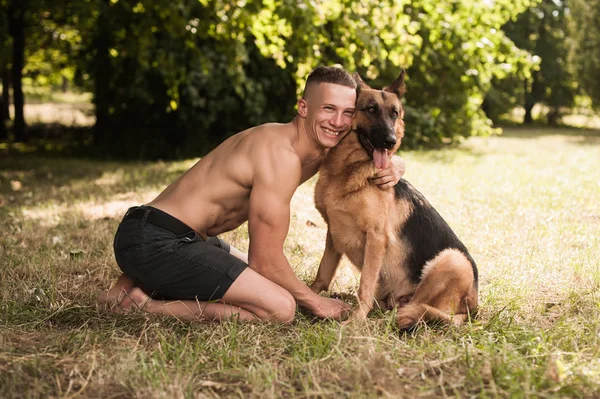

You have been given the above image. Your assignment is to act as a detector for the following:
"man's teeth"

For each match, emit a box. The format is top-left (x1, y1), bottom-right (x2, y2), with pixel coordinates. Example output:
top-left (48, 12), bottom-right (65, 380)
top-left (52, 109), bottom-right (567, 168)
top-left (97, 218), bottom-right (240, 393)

top-left (323, 128), bottom-right (339, 136)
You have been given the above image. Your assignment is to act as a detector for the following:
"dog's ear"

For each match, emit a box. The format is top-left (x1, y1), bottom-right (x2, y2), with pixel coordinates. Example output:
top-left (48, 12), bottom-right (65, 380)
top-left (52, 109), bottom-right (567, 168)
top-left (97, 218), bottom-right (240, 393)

top-left (384, 69), bottom-right (406, 98)
top-left (352, 72), bottom-right (370, 94)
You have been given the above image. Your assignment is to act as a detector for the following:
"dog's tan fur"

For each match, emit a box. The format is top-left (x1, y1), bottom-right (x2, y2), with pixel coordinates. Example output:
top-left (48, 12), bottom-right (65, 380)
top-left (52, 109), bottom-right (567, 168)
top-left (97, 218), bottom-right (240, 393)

top-left (311, 71), bottom-right (478, 329)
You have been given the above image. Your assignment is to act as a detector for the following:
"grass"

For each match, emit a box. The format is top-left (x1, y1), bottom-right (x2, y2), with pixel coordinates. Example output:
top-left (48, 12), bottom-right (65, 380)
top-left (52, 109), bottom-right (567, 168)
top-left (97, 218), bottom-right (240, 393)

top-left (1, 126), bottom-right (600, 398)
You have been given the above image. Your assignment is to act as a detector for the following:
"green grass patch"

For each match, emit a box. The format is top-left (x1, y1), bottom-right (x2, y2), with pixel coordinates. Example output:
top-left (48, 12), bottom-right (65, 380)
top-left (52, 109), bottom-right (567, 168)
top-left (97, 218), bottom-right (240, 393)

top-left (1, 126), bottom-right (600, 397)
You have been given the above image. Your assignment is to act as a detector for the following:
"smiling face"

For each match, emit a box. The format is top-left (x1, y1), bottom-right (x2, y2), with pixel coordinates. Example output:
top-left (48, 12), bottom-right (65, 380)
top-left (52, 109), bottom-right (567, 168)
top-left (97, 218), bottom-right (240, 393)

top-left (298, 82), bottom-right (357, 149)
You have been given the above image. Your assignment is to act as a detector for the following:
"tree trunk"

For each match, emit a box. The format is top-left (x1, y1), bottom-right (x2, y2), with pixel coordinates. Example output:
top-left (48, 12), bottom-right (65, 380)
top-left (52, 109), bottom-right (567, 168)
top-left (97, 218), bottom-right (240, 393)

top-left (523, 104), bottom-right (533, 124)
top-left (0, 69), bottom-right (6, 138)
top-left (93, 0), bottom-right (111, 136)
top-left (547, 107), bottom-right (560, 125)
top-left (523, 78), bottom-right (534, 125)
top-left (1, 67), bottom-right (9, 122)
top-left (0, 94), bottom-right (6, 139)
top-left (8, 0), bottom-right (26, 142)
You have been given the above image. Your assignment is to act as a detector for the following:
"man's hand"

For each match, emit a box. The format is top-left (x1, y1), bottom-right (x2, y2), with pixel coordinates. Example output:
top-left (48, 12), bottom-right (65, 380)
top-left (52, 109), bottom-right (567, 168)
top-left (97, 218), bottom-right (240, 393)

top-left (369, 155), bottom-right (406, 189)
top-left (308, 296), bottom-right (351, 320)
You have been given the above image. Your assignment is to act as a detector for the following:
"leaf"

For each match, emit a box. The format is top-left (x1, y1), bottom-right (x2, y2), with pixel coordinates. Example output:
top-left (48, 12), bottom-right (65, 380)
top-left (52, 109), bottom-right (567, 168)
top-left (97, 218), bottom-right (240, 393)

top-left (69, 249), bottom-right (85, 259)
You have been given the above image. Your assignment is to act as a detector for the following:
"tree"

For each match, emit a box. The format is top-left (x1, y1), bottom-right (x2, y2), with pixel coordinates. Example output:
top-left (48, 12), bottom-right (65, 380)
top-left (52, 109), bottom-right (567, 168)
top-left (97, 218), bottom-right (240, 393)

top-left (0, 1), bottom-right (9, 140)
top-left (1, 67), bottom-right (9, 125)
top-left (232, 0), bottom-right (537, 147)
top-left (397, 0), bottom-right (536, 143)
top-left (20, 0), bottom-right (543, 157)
top-left (570, 0), bottom-right (600, 108)
top-left (489, 0), bottom-right (576, 125)
top-left (92, 0), bottom-right (111, 133)
top-left (7, 0), bottom-right (26, 141)
top-left (61, 0), bottom-right (298, 158)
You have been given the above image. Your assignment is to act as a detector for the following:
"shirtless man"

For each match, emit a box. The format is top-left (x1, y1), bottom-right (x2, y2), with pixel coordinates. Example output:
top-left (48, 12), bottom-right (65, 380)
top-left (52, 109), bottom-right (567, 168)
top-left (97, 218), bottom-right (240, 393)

top-left (98, 66), bottom-right (405, 322)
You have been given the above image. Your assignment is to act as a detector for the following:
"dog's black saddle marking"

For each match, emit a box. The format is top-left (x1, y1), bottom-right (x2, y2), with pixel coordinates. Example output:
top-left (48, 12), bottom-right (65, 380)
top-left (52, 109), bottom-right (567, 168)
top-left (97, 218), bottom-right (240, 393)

top-left (393, 178), bottom-right (478, 285)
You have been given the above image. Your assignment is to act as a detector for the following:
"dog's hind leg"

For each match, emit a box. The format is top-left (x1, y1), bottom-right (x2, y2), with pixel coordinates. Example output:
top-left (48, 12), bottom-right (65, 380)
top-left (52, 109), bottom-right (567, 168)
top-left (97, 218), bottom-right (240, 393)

top-left (310, 231), bottom-right (342, 294)
top-left (396, 249), bottom-right (478, 330)
top-left (397, 304), bottom-right (471, 330)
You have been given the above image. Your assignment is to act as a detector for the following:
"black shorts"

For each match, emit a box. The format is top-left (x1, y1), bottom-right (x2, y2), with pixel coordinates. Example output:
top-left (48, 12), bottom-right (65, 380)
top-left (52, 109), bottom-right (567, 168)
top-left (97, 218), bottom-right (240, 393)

top-left (113, 205), bottom-right (247, 301)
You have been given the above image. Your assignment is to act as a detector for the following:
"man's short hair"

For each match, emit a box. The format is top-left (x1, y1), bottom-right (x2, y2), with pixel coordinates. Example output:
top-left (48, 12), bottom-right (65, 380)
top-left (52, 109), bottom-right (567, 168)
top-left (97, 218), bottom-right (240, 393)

top-left (302, 66), bottom-right (356, 98)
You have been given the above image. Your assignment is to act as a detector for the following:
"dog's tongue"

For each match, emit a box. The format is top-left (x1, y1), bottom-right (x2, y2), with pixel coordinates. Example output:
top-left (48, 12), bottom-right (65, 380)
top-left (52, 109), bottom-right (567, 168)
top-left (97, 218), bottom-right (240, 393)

top-left (373, 149), bottom-right (389, 170)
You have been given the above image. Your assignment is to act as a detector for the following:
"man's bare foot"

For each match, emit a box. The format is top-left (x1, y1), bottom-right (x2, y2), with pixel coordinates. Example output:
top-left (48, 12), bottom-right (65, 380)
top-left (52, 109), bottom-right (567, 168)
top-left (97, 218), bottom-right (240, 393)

top-left (115, 287), bottom-right (153, 314)
top-left (97, 274), bottom-right (135, 305)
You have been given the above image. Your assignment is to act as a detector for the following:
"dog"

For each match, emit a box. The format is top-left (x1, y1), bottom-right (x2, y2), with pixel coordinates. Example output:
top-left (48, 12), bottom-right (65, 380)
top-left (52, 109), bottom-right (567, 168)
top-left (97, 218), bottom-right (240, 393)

top-left (310, 70), bottom-right (478, 329)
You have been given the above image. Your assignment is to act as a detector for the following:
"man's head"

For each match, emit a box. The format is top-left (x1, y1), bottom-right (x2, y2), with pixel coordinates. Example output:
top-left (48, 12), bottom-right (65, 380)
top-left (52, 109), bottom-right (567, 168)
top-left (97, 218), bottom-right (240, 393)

top-left (297, 66), bottom-right (357, 149)
top-left (301, 66), bottom-right (357, 98)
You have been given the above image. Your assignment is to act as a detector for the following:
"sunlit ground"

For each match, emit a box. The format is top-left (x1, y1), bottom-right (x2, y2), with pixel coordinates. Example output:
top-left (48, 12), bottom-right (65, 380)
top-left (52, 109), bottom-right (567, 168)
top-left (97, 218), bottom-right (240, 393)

top-left (2, 123), bottom-right (600, 397)
top-left (8, 91), bottom-right (95, 127)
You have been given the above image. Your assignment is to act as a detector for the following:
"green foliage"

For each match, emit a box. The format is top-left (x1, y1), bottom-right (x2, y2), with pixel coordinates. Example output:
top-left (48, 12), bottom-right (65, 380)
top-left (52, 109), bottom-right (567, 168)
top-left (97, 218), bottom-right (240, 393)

top-left (397, 0), bottom-right (536, 145)
top-left (570, 0), bottom-right (600, 109)
top-left (23, 14), bottom-right (79, 90)
top-left (11, 0), bottom-right (549, 156)
top-left (70, 0), bottom-right (298, 158)
top-left (241, 0), bottom-right (536, 147)
top-left (485, 0), bottom-right (577, 124)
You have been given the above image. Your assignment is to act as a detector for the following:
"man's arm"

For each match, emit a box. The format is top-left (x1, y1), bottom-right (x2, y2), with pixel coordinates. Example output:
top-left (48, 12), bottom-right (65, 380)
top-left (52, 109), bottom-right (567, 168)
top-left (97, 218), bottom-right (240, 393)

top-left (247, 150), bottom-right (349, 319)
top-left (229, 245), bottom-right (248, 264)
top-left (369, 155), bottom-right (406, 189)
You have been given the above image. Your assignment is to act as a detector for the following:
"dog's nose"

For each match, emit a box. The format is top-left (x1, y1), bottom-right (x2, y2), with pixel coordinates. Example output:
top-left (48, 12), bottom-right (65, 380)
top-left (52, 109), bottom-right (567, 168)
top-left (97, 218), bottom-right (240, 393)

top-left (383, 135), bottom-right (396, 149)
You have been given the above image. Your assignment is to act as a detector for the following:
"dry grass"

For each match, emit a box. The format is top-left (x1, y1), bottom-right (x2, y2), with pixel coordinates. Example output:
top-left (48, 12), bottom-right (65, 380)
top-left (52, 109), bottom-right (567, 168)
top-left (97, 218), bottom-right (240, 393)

top-left (1, 126), bottom-right (600, 398)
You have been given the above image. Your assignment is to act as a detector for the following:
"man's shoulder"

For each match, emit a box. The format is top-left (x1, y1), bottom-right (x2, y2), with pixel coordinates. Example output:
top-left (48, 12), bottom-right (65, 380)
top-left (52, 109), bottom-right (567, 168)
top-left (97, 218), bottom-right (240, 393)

top-left (250, 122), bottom-right (295, 143)
top-left (222, 122), bottom-right (297, 162)
top-left (249, 122), bottom-right (299, 159)
top-left (255, 121), bottom-right (289, 131)
top-left (247, 124), bottom-right (302, 191)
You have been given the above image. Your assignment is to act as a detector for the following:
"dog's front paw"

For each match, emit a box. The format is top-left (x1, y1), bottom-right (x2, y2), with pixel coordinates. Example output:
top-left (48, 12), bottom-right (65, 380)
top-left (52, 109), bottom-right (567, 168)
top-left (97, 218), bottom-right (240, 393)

top-left (397, 315), bottom-right (417, 331)
top-left (309, 281), bottom-right (326, 294)
top-left (342, 307), bottom-right (369, 325)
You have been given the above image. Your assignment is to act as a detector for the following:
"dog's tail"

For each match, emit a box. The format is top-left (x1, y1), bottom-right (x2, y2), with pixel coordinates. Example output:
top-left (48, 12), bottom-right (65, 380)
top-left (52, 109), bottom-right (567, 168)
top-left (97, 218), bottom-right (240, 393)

top-left (396, 249), bottom-right (478, 330)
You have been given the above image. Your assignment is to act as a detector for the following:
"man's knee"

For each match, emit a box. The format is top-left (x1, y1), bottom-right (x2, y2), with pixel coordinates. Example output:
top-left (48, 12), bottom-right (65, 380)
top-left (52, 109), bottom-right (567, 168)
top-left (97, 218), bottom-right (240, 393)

top-left (280, 293), bottom-right (297, 322)
top-left (263, 290), bottom-right (296, 323)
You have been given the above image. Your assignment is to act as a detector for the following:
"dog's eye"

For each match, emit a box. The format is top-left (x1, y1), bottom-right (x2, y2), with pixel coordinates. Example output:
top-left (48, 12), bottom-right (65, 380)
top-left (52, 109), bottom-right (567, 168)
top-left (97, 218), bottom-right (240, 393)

top-left (367, 107), bottom-right (376, 114)
top-left (391, 111), bottom-right (399, 119)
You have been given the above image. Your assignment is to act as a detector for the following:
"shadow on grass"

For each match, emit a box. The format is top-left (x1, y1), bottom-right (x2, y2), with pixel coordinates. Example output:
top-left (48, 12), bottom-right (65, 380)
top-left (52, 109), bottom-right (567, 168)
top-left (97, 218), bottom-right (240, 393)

top-left (3, 124), bottom-right (599, 207)
top-left (0, 298), bottom-right (169, 337)
top-left (0, 153), bottom-right (194, 207)
top-left (0, 123), bottom-right (218, 160)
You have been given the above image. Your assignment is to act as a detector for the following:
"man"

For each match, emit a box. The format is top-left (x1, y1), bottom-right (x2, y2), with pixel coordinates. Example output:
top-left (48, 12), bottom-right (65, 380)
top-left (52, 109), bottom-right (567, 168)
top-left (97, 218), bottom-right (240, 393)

top-left (98, 66), bottom-right (405, 322)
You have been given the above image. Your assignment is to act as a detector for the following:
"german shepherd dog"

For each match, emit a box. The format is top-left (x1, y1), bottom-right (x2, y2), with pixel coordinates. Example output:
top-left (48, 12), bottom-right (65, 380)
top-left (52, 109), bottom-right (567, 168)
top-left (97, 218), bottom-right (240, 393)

top-left (310, 71), bottom-right (478, 329)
